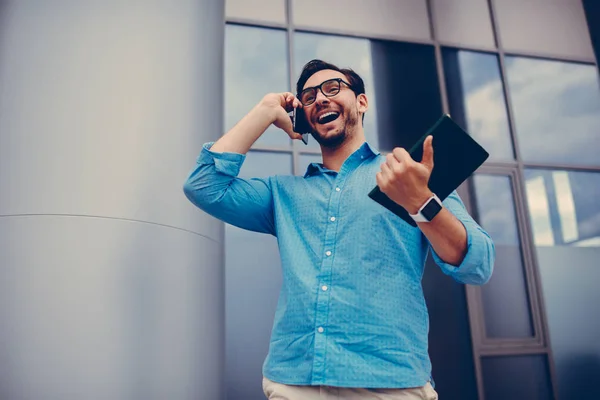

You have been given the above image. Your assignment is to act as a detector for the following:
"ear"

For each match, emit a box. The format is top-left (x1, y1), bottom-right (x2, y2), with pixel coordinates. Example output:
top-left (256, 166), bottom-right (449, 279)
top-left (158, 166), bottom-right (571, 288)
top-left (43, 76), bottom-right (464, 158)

top-left (356, 93), bottom-right (368, 114)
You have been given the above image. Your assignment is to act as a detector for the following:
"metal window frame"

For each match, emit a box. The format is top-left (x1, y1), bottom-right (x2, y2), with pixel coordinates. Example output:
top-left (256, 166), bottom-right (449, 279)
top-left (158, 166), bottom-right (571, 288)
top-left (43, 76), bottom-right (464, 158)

top-left (224, 0), bottom-right (600, 398)
top-left (466, 168), bottom-right (547, 348)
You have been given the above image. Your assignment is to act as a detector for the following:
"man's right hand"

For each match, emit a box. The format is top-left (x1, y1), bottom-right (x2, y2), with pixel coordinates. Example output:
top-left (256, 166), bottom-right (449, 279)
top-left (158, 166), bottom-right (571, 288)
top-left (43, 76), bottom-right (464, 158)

top-left (260, 92), bottom-right (305, 141)
top-left (210, 92), bottom-right (306, 155)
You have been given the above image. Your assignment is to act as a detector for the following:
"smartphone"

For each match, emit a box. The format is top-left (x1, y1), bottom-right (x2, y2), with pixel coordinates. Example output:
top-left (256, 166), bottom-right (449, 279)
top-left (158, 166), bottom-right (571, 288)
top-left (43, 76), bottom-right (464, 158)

top-left (292, 107), bottom-right (311, 145)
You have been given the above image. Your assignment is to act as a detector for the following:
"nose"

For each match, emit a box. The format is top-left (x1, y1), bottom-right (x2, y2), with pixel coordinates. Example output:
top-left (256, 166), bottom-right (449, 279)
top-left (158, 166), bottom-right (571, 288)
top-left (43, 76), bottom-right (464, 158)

top-left (314, 88), bottom-right (330, 105)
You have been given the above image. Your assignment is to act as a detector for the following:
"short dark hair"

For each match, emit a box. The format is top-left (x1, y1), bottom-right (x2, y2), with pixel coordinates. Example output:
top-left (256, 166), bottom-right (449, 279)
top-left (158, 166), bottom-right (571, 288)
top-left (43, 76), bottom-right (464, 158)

top-left (296, 59), bottom-right (365, 97)
top-left (296, 59), bottom-right (366, 124)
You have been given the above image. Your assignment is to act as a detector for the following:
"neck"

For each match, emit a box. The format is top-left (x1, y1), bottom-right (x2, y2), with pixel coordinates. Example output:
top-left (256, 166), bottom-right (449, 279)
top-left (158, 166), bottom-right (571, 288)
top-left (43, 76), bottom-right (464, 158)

top-left (320, 126), bottom-right (367, 172)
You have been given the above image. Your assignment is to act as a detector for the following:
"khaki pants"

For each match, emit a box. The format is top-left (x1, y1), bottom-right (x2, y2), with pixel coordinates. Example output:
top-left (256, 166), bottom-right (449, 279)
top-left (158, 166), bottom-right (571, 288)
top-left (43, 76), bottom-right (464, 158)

top-left (263, 377), bottom-right (439, 400)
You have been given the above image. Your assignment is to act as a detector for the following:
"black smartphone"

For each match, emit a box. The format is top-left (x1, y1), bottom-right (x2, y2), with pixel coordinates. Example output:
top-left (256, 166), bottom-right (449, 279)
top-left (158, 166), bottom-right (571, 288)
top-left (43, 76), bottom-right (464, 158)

top-left (292, 107), bottom-right (310, 145)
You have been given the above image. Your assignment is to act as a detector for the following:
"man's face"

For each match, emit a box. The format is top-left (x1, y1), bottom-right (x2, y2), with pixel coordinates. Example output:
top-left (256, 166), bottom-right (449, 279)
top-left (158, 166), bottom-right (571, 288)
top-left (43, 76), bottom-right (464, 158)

top-left (301, 69), bottom-right (365, 148)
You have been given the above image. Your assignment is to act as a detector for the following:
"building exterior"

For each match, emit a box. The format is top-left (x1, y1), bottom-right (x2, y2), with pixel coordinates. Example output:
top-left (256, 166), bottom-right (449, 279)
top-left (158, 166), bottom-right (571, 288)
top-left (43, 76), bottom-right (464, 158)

top-left (0, 1), bottom-right (598, 399)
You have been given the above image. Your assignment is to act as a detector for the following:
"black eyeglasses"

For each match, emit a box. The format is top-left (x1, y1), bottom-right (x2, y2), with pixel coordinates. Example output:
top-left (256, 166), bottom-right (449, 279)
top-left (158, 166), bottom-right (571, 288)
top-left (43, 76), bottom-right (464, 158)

top-left (298, 78), bottom-right (353, 106)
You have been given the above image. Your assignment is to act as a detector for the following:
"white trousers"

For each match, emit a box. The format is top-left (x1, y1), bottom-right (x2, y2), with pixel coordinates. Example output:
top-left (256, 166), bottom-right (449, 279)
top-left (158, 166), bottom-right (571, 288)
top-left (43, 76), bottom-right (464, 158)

top-left (262, 377), bottom-right (439, 400)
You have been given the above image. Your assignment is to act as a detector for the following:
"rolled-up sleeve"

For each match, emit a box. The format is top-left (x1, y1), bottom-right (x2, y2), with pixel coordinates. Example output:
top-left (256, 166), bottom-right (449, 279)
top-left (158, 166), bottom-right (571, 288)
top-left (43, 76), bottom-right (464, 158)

top-left (431, 191), bottom-right (495, 285)
top-left (183, 142), bottom-right (276, 235)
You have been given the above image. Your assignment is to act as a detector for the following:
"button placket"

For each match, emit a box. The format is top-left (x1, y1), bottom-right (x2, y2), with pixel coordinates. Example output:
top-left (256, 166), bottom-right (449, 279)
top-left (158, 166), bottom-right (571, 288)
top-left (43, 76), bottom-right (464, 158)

top-left (312, 175), bottom-right (345, 383)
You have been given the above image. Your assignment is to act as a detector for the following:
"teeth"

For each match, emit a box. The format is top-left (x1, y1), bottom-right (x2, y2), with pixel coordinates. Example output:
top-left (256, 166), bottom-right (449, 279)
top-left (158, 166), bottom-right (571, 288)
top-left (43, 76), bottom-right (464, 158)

top-left (318, 112), bottom-right (338, 123)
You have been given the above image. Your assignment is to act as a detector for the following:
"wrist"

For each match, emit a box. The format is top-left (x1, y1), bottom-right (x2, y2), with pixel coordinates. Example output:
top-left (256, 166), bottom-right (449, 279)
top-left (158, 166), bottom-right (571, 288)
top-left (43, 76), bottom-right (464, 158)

top-left (257, 98), bottom-right (279, 124)
top-left (407, 189), bottom-right (434, 215)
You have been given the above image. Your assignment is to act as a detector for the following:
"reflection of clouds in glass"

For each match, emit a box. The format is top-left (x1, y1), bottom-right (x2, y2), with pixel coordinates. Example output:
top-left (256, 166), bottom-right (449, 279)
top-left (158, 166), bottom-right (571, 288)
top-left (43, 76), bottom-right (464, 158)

top-left (525, 175), bottom-right (555, 246)
top-left (552, 171), bottom-right (578, 243)
top-left (525, 169), bottom-right (600, 247)
top-left (294, 33), bottom-right (379, 149)
top-left (574, 237), bottom-right (600, 247)
top-left (473, 175), bottom-right (520, 246)
top-left (457, 51), bottom-right (513, 161)
top-left (506, 57), bottom-right (600, 166)
top-left (225, 25), bottom-right (290, 147)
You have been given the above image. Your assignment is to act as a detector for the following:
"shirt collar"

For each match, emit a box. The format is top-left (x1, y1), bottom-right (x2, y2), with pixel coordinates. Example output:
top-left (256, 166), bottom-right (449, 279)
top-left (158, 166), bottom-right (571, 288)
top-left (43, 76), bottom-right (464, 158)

top-left (303, 142), bottom-right (380, 178)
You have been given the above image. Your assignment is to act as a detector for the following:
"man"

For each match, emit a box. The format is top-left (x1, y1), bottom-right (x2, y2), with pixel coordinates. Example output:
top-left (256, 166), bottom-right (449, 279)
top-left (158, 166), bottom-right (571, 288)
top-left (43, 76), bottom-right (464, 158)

top-left (183, 59), bottom-right (494, 400)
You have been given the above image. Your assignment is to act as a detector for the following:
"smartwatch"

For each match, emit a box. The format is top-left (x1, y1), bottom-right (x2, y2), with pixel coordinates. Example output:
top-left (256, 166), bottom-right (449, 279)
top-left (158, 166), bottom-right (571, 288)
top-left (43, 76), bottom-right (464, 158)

top-left (409, 193), bottom-right (443, 223)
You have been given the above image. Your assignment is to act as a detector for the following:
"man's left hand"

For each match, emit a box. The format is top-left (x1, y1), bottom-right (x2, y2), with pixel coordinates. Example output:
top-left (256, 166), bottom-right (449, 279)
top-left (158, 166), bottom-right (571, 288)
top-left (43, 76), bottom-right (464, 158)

top-left (376, 135), bottom-right (435, 215)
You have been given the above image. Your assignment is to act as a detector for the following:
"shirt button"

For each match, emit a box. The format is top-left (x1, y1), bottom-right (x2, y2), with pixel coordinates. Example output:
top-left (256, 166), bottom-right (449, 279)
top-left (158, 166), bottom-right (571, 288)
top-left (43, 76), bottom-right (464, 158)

top-left (330, 217), bottom-right (336, 222)
top-left (322, 285), bottom-right (328, 291)
top-left (335, 187), bottom-right (341, 192)
top-left (325, 251), bottom-right (332, 257)
top-left (317, 327), bottom-right (324, 333)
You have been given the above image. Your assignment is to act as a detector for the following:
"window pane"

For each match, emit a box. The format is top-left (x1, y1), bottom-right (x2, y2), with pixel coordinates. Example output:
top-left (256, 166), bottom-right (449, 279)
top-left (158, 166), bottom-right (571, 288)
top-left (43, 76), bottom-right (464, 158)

top-left (524, 169), bottom-right (600, 400)
top-left (443, 50), bottom-right (514, 161)
top-left (472, 175), bottom-right (534, 338)
top-left (225, 25), bottom-right (290, 148)
top-left (225, 152), bottom-right (291, 400)
top-left (524, 170), bottom-right (600, 247)
top-left (481, 355), bottom-right (553, 400)
top-left (505, 57), bottom-right (600, 166)
top-left (431, 0), bottom-right (495, 49)
top-left (294, 33), bottom-right (442, 153)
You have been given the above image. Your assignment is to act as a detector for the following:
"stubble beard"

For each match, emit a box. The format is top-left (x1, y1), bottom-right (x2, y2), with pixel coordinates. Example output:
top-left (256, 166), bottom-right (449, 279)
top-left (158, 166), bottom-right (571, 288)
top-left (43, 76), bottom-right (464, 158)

top-left (311, 107), bottom-right (360, 150)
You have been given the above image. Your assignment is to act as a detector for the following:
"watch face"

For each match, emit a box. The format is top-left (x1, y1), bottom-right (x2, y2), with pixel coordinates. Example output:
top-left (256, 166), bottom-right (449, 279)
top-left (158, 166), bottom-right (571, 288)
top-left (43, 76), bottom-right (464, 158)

top-left (421, 198), bottom-right (443, 221)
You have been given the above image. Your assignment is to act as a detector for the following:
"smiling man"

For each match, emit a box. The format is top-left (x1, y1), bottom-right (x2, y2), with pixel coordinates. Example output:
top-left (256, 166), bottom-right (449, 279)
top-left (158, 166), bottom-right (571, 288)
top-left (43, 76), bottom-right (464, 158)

top-left (183, 59), bottom-right (495, 400)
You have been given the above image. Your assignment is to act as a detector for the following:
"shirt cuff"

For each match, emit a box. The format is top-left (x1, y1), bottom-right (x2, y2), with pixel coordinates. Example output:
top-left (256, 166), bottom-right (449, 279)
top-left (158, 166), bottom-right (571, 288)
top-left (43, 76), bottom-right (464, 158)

top-left (197, 142), bottom-right (246, 177)
top-left (431, 219), bottom-right (493, 285)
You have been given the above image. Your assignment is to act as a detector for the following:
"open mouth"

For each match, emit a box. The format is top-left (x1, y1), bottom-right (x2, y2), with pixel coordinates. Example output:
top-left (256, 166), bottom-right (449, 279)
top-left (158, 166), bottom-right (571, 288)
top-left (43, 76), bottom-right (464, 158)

top-left (317, 111), bottom-right (340, 124)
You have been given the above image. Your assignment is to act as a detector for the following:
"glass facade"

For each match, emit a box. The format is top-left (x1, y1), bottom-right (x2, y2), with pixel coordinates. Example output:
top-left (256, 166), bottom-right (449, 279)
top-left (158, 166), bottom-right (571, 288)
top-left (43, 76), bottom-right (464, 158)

top-left (223, 1), bottom-right (599, 399)
top-left (225, 25), bottom-right (290, 148)
top-left (523, 169), bottom-right (600, 400)
top-left (505, 57), bottom-right (600, 166)
top-left (443, 49), bottom-right (514, 161)
top-left (472, 174), bottom-right (534, 339)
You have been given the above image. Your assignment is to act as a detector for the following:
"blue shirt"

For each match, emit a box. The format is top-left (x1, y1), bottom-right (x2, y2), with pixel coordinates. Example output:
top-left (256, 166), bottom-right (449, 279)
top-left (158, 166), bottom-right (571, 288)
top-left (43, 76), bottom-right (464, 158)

top-left (183, 141), bottom-right (494, 389)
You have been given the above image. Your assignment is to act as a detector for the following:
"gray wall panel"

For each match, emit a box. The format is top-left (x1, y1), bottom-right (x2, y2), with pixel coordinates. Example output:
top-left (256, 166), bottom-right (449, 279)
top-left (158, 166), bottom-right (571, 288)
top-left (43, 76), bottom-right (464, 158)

top-left (292, 0), bottom-right (431, 41)
top-left (0, 216), bottom-right (223, 400)
top-left (432, 0), bottom-right (495, 49)
top-left (493, 0), bottom-right (595, 60)
top-left (226, 0), bottom-right (286, 24)
top-left (0, 0), bottom-right (224, 238)
top-left (0, 0), bottom-right (225, 398)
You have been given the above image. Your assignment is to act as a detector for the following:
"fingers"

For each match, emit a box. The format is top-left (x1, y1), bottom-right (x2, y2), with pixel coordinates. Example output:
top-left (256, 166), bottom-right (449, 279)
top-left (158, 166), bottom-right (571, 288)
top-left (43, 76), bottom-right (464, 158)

top-left (283, 116), bottom-right (303, 140)
top-left (380, 160), bottom-right (393, 180)
top-left (392, 147), bottom-right (411, 164)
top-left (283, 92), bottom-right (302, 112)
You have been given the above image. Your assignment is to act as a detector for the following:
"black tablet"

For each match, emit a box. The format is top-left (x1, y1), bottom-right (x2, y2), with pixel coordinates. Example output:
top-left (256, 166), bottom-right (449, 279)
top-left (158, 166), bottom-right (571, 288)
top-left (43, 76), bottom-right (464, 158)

top-left (368, 114), bottom-right (489, 227)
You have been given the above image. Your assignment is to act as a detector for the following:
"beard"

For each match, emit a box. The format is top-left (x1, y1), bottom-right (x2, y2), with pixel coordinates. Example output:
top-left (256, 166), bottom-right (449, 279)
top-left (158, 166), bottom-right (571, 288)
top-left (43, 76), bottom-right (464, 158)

top-left (311, 107), bottom-right (360, 149)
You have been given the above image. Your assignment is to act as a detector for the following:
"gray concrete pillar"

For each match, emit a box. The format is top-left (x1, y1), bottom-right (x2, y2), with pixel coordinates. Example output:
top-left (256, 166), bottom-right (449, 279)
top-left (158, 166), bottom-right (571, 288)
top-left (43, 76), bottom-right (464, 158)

top-left (0, 1), bottom-right (225, 399)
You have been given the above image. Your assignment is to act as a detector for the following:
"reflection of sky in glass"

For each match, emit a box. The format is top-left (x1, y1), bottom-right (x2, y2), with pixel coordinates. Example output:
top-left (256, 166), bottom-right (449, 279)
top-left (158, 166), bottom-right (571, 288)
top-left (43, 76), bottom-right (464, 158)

top-left (456, 51), bottom-right (514, 161)
top-left (505, 57), bottom-right (600, 166)
top-left (524, 169), bottom-right (600, 247)
top-left (472, 174), bottom-right (520, 246)
top-left (473, 174), bottom-right (534, 338)
top-left (225, 24), bottom-right (290, 148)
top-left (293, 32), bottom-right (379, 150)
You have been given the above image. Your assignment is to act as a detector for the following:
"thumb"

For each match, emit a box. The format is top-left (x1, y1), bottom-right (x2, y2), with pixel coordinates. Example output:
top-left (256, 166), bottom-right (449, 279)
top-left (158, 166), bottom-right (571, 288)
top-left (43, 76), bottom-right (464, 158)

top-left (421, 135), bottom-right (434, 171)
